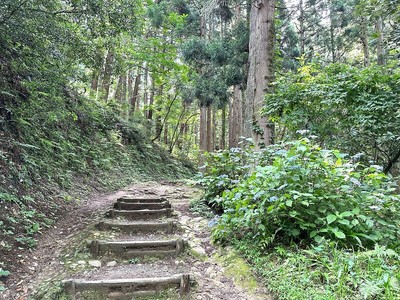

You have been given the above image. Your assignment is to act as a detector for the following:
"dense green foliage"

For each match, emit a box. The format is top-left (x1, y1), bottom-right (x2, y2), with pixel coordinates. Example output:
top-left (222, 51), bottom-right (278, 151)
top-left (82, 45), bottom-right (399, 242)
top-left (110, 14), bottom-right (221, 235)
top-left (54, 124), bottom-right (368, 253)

top-left (201, 139), bottom-right (400, 249)
top-left (265, 63), bottom-right (400, 173)
top-left (198, 139), bottom-right (400, 298)
top-left (237, 241), bottom-right (400, 299)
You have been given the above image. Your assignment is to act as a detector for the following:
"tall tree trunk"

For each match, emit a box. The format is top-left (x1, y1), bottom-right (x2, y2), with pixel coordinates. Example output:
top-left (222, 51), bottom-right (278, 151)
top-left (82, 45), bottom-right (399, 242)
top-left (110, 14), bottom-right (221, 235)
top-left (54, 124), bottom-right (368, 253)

top-left (230, 84), bottom-right (243, 148)
top-left (90, 69), bottom-right (99, 98)
top-left (329, 0), bottom-right (336, 63)
top-left (245, 0), bottom-right (276, 147)
top-left (206, 105), bottom-right (212, 152)
top-left (220, 105), bottom-right (226, 150)
top-left (199, 105), bottom-right (207, 166)
top-left (163, 123), bottom-right (168, 145)
top-left (127, 72), bottom-right (133, 118)
top-left (299, 0), bottom-right (305, 57)
top-left (360, 17), bottom-right (370, 67)
top-left (101, 50), bottom-right (114, 101)
top-left (154, 85), bottom-right (164, 141)
top-left (212, 107), bottom-right (217, 150)
top-left (143, 65), bottom-right (149, 118)
top-left (130, 71), bottom-right (141, 115)
top-left (375, 17), bottom-right (385, 65)
top-left (115, 75), bottom-right (123, 101)
top-left (148, 75), bottom-right (155, 120)
top-left (121, 72), bottom-right (127, 103)
top-left (136, 75), bottom-right (141, 112)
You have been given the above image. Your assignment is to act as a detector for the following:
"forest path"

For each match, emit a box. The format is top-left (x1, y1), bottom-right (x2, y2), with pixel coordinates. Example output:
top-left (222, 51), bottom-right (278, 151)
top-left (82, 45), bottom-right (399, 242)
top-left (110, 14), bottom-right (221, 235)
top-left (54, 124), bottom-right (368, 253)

top-left (2, 182), bottom-right (271, 300)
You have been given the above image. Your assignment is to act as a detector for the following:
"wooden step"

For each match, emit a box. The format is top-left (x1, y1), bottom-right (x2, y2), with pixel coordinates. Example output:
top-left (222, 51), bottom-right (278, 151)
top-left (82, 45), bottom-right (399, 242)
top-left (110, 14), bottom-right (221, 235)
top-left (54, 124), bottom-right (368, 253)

top-left (107, 208), bottom-right (172, 219)
top-left (63, 274), bottom-right (190, 297)
top-left (96, 220), bottom-right (177, 233)
top-left (117, 196), bottom-right (167, 203)
top-left (114, 201), bottom-right (171, 210)
top-left (89, 239), bottom-right (185, 258)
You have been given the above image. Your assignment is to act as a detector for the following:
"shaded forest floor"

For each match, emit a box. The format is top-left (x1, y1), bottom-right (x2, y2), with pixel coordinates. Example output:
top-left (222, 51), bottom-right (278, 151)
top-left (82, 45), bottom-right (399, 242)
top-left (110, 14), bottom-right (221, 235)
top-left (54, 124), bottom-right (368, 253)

top-left (1, 181), bottom-right (271, 300)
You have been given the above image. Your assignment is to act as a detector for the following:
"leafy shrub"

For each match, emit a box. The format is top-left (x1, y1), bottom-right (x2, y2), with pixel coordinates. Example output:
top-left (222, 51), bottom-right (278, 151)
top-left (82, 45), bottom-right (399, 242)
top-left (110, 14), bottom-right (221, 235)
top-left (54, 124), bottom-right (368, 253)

top-left (212, 139), bottom-right (400, 249)
top-left (264, 63), bottom-right (400, 173)
top-left (196, 143), bottom-right (259, 212)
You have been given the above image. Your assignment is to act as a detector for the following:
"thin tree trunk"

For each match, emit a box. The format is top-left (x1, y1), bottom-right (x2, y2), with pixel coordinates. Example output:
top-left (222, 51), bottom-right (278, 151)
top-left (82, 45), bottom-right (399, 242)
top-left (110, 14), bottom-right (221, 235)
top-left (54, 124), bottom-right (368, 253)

top-left (169, 106), bottom-right (186, 153)
top-left (147, 74), bottom-right (155, 120)
top-left (115, 75), bottom-right (123, 101)
top-left (154, 85), bottom-right (164, 141)
top-left (136, 74), bottom-right (141, 112)
top-left (299, 0), bottom-right (305, 57)
top-left (90, 69), bottom-right (99, 98)
top-left (229, 97), bottom-right (234, 148)
top-left (212, 107), bottom-right (217, 150)
top-left (152, 93), bottom-right (177, 142)
top-left (101, 50), bottom-right (114, 101)
top-left (230, 84), bottom-right (243, 148)
top-left (163, 123), bottom-right (168, 144)
top-left (127, 72), bottom-right (133, 118)
top-left (143, 65), bottom-right (149, 118)
top-left (199, 105), bottom-right (207, 166)
top-left (329, 1), bottom-right (336, 63)
top-left (245, 0), bottom-right (275, 147)
top-left (360, 17), bottom-right (370, 67)
top-left (375, 17), bottom-right (385, 65)
top-left (206, 105), bottom-right (212, 152)
top-left (221, 105), bottom-right (226, 150)
top-left (121, 72), bottom-right (127, 103)
top-left (130, 72), bottom-right (141, 115)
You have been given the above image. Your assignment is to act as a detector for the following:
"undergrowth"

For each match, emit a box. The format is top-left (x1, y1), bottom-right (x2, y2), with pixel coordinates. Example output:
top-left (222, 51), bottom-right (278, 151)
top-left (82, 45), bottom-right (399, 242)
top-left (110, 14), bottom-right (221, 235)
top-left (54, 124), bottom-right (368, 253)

top-left (198, 138), bottom-right (400, 299)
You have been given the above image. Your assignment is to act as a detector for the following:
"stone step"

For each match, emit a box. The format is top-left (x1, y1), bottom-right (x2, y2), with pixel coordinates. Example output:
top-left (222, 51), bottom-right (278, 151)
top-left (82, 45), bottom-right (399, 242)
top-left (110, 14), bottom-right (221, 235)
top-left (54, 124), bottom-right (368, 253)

top-left (107, 208), bottom-right (172, 219)
top-left (63, 274), bottom-right (190, 297)
top-left (114, 201), bottom-right (171, 210)
top-left (96, 220), bottom-right (177, 233)
top-left (117, 196), bottom-right (167, 203)
top-left (89, 239), bottom-right (185, 258)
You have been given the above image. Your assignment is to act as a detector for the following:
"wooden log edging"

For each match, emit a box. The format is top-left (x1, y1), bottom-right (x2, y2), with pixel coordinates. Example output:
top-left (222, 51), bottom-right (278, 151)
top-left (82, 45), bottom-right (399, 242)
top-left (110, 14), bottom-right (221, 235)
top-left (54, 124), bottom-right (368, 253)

top-left (96, 220), bottom-right (177, 233)
top-left (117, 197), bottom-right (167, 203)
top-left (89, 239), bottom-right (185, 258)
top-left (63, 274), bottom-right (191, 296)
top-left (114, 201), bottom-right (171, 210)
top-left (107, 208), bottom-right (172, 219)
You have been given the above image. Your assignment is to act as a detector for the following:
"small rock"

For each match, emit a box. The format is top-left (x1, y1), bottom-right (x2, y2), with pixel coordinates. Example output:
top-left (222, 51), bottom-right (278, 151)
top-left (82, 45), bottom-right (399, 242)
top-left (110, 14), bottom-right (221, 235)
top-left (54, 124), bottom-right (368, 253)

top-left (191, 246), bottom-right (207, 258)
top-left (180, 216), bottom-right (190, 225)
top-left (174, 260), bottom-right (184, 266)
top-left (88, 260), bottom-right (102, 268)
top-left (106, 261), bottom-right (117, 267)
top-left (77, 260), bottom-right (86, 265)
top-left (205, 267), bottom-right (214, 276)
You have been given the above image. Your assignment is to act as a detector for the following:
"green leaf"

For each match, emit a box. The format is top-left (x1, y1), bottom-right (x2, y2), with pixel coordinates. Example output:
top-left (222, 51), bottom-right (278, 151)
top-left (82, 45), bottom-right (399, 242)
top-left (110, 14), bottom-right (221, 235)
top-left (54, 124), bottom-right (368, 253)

top-left (326, 214), bottom-right (337, 224)
top-left (314, 235), bottom-right (324, 243)
top-left (334, 230), bottom-right (346, 239)
top-left (338, 219), bottom-right (350, 226)
top-left (339, 211), bottom-right (353, 218)
top-left (285, 200), bottom-right (293, 207)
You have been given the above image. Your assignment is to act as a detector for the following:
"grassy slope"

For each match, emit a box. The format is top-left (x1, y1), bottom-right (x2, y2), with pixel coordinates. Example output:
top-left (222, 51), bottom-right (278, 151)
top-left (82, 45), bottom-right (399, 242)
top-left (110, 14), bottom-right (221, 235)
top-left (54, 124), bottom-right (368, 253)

top-left (0, 86), bottom-right (194, 278)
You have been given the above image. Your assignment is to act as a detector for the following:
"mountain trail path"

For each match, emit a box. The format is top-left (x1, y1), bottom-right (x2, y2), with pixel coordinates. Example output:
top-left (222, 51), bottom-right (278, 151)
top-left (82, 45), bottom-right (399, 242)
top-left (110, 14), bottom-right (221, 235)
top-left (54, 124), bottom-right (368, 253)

top-left (1, 181), bottom-right (272, 300)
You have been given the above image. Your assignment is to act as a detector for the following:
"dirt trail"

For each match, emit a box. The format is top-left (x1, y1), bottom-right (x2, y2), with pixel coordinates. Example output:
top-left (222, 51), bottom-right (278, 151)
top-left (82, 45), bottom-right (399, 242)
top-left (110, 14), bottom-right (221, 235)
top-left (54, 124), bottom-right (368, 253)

top-left (1, 182), bottom-right (272, 300)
